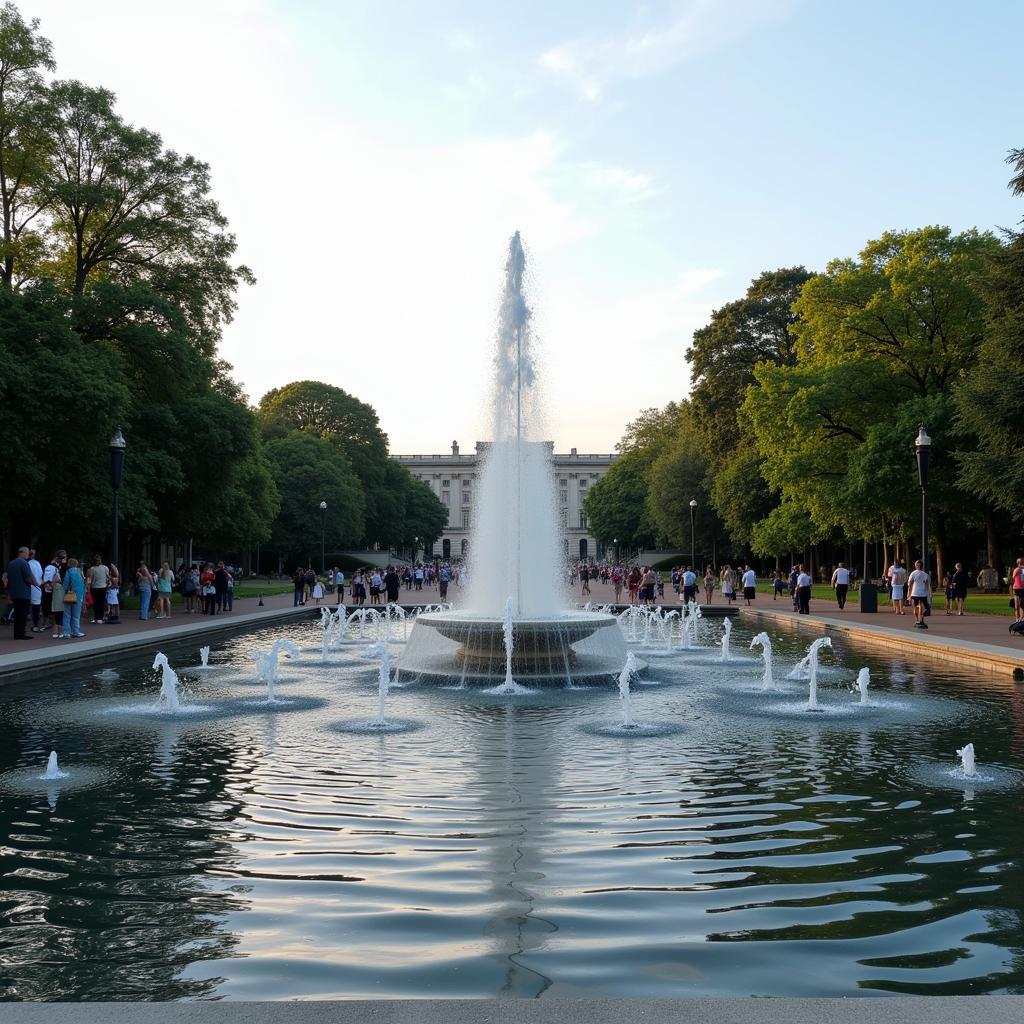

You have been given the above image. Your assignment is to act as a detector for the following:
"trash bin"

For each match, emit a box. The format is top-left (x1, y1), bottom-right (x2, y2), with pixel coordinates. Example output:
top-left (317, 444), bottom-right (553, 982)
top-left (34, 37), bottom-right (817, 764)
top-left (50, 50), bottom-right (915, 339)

top-left (859, 582), bottom-right (878, 613)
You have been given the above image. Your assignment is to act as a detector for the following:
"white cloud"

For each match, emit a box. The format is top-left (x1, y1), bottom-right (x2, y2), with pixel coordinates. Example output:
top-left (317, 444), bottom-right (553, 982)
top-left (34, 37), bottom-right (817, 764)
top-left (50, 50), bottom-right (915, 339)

top-left (539, 0), bottom-right (796, 100)
top-left (583, 162), bottom-right (661, 205)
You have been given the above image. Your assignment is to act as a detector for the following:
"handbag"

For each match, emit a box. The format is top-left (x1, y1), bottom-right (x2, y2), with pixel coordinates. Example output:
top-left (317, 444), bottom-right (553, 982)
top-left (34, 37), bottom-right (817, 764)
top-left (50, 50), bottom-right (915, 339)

top-left (63, 589), bottom-right (78, 604)
top-left (51, 581), bottom-right (65, 606)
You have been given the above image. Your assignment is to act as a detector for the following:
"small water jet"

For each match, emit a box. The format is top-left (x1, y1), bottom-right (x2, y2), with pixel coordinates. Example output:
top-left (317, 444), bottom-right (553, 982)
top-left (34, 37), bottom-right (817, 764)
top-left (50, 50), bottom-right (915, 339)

top-left (856, 668), bottom-right (871, 705)
top-left (750, 633), bottom-right (774, 690)
top-left (483, 597), bottom-right (535, 695)
top-left (41, 751), bottom-right (68, 781)
top-left (199, 646), bottom-right (210, 669)
top-left (153, 653), bottom-right (182, 711)
top-left (617, 652), bottom-right (639, 728)
top-left (957, 742), bottom-right (976, 779)
top-left (253, 639), bottom-right (300, 702)
top-left (720, 617), bottom-right (733, 663)
top-left (805, 637), bottom-right (832, 712)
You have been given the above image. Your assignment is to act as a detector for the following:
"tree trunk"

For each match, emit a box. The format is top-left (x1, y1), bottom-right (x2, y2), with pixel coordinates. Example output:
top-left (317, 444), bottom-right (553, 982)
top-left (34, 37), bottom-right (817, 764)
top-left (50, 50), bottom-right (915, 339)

top-left (863, 538), bottom-right (869, 582)
top-left (985, 505), bottom-right (1000, 571)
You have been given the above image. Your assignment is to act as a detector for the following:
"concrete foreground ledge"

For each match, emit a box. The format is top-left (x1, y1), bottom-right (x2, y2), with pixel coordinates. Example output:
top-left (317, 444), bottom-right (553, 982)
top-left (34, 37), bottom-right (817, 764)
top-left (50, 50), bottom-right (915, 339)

top-left (3, 997), bottom-right (1024, 1024)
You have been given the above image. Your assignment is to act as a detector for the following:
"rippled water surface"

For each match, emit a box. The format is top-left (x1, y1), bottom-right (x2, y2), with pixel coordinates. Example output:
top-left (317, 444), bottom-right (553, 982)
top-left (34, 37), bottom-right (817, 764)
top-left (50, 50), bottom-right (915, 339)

top-left (1, 616), bottom-right (1023, 1000)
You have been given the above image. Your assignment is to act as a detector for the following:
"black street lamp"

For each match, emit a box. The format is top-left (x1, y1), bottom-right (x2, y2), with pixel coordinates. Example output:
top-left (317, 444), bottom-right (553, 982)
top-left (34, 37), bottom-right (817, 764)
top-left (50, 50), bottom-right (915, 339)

top-left (688, 499), bottom-right (697, 569)
top-left (914, 426), bottom-right (931, 576)
top-left (613, 538), bottom-right (618, 563)
top-left (319, 500), bottom-right (327, 575)
top-left (109, 427), bottom-right (126, 571)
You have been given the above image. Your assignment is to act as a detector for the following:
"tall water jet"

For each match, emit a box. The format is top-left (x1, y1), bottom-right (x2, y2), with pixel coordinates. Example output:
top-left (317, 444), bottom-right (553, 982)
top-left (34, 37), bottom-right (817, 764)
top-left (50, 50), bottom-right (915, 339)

top-left (152, 653), bottom-right (181, 711)
top-left (805, 637), bottom-right (832, 711)
top-left (41, 751), bottom-right (67, 781)
top-left (750, 633), bottom-right (774, 690)
top-left (398, 234), bottom-right (627, 686)
top-left (366, 641), bottom-right (392, 725)
top-left (720, 617), bottom-right (733, 663)
top-left (617, 652), bottom-right (639, 728)
top-left (957, 743), bottom-right (977, 778)
top-left (856, 667), bottom-right (871, 705)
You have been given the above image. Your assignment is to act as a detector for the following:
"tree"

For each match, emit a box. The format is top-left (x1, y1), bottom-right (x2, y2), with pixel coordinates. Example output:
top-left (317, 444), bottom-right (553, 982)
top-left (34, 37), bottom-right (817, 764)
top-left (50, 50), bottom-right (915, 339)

top-left (583, 449), bottom-right (659, 548)
top-left (400, 476), bottom-right (449, 552)
top-left (0, 2), bottom-right (53, 287)
top-left (685, 267), bottom-right (812, 550)
top-left (263, 431), bottom-right (365, 566)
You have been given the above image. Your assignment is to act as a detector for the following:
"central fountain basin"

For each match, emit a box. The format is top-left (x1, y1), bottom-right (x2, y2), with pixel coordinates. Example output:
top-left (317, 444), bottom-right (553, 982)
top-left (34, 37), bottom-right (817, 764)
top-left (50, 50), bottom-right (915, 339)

top-left (398, 610), bottom-right (628, 685)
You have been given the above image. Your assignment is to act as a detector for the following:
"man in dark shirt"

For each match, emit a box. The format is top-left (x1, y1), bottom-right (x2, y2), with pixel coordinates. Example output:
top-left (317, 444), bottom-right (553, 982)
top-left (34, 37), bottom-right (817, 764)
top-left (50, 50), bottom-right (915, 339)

top-left (951, 562), bottom-right (970, 616)
top-left (383, 566), bottom-right (401, 604)
top-left (6, 546), bottom-right (39, 640)
top-left (214, 562), bottom-right (230, 613)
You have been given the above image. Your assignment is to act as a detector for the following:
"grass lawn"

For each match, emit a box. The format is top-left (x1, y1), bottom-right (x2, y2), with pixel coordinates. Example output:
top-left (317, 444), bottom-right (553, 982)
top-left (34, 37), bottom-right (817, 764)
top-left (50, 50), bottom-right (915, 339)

top-left (752, 581), bottom-right (1015, 617)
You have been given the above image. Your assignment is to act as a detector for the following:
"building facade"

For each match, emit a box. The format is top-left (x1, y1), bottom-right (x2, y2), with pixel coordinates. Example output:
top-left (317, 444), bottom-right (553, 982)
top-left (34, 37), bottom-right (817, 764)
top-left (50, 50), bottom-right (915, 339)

top-left (393, 441), bottom-right (617, 564)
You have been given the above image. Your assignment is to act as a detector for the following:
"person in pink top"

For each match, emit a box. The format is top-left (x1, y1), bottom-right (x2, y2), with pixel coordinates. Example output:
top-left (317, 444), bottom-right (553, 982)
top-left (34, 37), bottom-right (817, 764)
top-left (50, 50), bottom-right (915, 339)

top-left (1012, 557), bottom-right (1024, 623)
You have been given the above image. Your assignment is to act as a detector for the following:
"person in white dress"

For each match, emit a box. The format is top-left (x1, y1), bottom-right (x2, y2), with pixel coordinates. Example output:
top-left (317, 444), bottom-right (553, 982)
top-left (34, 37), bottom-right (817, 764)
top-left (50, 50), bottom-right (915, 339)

top-left (887, 560), bottom-right (908, 615)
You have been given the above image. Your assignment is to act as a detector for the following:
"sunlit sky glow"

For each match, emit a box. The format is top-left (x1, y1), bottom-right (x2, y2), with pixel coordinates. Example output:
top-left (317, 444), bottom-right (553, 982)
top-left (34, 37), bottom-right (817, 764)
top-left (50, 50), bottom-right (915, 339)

top-left (28, 0), bottom-right (1023, 452)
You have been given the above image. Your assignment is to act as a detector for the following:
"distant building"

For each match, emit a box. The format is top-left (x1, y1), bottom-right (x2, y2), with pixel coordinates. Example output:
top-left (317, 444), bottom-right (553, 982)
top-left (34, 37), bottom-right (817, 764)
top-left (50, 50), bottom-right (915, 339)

top-left (392, 440), bottom-right (617, 563)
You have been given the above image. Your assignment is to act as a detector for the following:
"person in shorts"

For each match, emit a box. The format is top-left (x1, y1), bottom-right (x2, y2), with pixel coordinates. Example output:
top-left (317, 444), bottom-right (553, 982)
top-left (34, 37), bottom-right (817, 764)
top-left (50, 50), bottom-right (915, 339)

top-left (907, 559), bottom-right (932, 629)
top-left (888, 560), bottom-right (908, 615)
top-left (1011, 558), bottom-right (1024, 624)
top-left (741, 565), bottom-right (757, 605)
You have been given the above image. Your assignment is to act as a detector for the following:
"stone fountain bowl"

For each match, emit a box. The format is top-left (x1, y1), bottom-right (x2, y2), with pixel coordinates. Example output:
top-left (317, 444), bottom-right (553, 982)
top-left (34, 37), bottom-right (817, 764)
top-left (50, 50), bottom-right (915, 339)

top-left (401, 610), bottom-right (628, 684)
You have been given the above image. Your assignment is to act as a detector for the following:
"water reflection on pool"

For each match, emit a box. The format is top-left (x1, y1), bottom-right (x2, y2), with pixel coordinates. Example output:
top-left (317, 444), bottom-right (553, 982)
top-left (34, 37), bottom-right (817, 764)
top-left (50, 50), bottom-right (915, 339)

top-left (1, 617), bottom-right (1022, 1000)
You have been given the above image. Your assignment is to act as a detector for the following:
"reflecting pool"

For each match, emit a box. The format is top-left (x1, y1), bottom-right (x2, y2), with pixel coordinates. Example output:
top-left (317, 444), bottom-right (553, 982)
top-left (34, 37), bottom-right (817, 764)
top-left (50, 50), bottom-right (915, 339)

top-left (1, 617), bottom-right (1022, 1000)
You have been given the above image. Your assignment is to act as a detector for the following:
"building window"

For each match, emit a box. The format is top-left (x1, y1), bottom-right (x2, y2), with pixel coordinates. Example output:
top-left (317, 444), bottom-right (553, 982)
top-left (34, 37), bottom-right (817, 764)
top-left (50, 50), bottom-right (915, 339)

top-left (579, 479), bottom-right (587, 488)
top-left (442, 490), bottom-right (450, 504)
top-left (561, 509), bottom-right (568, 527)
top-left (442, 479), bottom-right (449, 488)
top-left (579, 512), bottom-right (587, 529)
top-left (462, 491), bottom-right (470, 504)
top-left (462, 510), bottom-right (470, 529)
top-left (559, 489), bottom-right (568, 505)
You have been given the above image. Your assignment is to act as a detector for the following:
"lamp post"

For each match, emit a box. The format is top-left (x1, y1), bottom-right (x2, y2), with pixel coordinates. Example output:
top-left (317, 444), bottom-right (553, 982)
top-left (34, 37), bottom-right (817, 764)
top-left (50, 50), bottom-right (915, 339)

top-left (689, 499), bottom-right (697, 569)
top-left (319, 500), bottom-right (327, 575)
top-left (613, 538), bottom-right (618, 564)
top-left (914, 426), bottom-right (931, 577)
top-left (109, 427), bottom-right (126, 571)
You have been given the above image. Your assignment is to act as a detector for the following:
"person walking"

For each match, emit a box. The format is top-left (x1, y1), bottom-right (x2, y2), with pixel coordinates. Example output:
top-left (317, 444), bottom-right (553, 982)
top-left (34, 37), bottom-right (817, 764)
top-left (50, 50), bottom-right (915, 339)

top-left (741, 565), bottom-right (757, 606)
top-left (888, 559), bottom-right (908, 616)
top-left (908, 559), bottom-right (932, 629)
top-left (334, 567), bottom-right (346, 605)
top-left (157, 562), bottom-right (175, 619)
top-left (106, 563), bottom-right (121, 623)
top-left (292, 567), bottom-right (306, 607)
top-left (136, 562), bottom-right (155, 620)
top-left (5, 546), bottom-right (39, 640)
top-left (384, 565), bottom-right (401, 604)
top-left (42, 551), bottom-right (66, 633)
top-left (611, 564), bottom-right (624, 603)
top-left (580, 564), bottom-right (591, 596)
top-left (57, 558), bottom-right (86, 638)
top-left (721, 565), bottom-right (735, 605)
top-left (86, 555), bottom-right (109, 624)
top-left (681, 566), bottom-right (697, 605)
top-left (213, 562), bottom-right (230, 612)
top-left (796, 565), bottom-right (812, 614)
top-left (831, 562), bottom-right (850, 610)
top-left (353, 569), bottom-right (366, 606)
top-left (27, 548), bottom-right (43, 632)
top-left (703, 567), bottom-right (715, 604)
top-left (182, 564), bottom-right (199, 613)
top-left (438, 564), bottom-right (450, 601)
top-left (1011, 558), bottom-right (1024, 624)
top-left (951, 562), bottom-right (969, 616)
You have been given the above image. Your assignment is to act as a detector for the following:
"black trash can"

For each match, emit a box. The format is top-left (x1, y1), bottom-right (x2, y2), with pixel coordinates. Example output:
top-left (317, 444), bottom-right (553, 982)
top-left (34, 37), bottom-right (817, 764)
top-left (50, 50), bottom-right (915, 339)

top-left (859, 582), bottom-right (878, 613)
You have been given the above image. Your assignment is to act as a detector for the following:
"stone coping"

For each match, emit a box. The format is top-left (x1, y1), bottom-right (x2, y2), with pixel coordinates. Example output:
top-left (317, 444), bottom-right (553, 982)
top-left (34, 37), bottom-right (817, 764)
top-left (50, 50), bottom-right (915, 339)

top-left (3, 997), bottom-right (1023, 1024)
top-left (0, 605), bottom-right (315, 685)
top-left (741, 606), bottom-right (1024, 679)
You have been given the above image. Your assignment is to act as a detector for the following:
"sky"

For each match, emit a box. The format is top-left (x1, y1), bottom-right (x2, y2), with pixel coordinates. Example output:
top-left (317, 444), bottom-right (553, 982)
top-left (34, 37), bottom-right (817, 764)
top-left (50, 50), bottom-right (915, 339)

top-left (24, 0), bottom-right (1024, 453)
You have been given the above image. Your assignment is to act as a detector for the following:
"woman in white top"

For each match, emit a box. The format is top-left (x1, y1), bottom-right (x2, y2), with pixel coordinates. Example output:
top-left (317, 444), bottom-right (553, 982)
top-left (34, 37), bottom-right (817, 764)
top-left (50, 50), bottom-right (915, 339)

top-left (888, 560), bottom-right (908, 615)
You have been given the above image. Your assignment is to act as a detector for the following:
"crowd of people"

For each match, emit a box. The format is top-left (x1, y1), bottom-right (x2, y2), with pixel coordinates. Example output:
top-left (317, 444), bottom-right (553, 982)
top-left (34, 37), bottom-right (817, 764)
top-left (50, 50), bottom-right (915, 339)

top-left (2, 547), bottom-right (241, 640)
top-left (290, 561), bottom-right (467, 609)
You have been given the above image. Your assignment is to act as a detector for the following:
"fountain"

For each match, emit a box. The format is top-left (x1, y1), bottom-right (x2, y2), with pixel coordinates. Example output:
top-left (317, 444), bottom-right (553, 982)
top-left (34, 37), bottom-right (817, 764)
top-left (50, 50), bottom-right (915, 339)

top-left (957, 742), bottom-right (977, 779)
top-left (199, 646), bottom-right (210, 669)
top-left (253, 639), bottom-right (300, 702)
top-left (40, 751), bottom-right (68, 781)
top-left (152, 653), bottom-right (182, 711)
top-left (805, 637), bottom-right (832, 711)
top-left (750, 632), bottom-right (774, 690)
top-left (617, 652), bottom-right (639, 728)
top-left (398, 233), bottom-right (628, 686)
top-left (856, 667), bottom-right (871, 705)
top-left (720, 617), bottom-right (733, 662)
